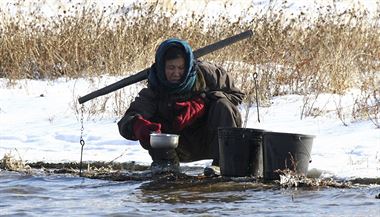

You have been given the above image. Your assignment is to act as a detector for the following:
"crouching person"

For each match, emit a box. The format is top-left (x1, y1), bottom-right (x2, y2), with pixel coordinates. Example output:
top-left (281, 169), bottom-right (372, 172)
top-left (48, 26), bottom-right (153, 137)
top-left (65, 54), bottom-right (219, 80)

top-left (118, 38), bottom-right (244, 175)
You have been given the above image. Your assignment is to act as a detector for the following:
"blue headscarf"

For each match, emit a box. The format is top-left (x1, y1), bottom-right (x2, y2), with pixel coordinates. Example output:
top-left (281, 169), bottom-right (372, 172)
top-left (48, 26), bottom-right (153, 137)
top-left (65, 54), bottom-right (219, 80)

top-left (148, 38), bottom-right (196, 94)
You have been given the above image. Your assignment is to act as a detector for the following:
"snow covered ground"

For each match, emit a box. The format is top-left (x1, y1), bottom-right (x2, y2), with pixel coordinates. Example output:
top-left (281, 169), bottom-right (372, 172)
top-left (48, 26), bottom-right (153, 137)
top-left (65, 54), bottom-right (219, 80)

top-left (0, 77), bottom-right (379, 179)
top-left (0, 0), bottom-right (379, 179)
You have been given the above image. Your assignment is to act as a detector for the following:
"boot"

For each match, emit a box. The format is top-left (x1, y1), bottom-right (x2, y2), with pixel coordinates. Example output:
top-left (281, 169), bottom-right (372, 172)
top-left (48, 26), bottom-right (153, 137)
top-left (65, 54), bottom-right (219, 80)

top-left (149, 148), bottom-right (180, 175)
top-left (204, 159), bottom-right (220, 177)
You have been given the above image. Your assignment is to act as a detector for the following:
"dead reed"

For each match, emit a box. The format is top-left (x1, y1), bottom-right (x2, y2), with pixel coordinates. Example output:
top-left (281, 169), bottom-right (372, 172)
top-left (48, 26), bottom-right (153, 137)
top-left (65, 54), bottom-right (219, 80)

top-left (1, 0), bottom-right (379, 126)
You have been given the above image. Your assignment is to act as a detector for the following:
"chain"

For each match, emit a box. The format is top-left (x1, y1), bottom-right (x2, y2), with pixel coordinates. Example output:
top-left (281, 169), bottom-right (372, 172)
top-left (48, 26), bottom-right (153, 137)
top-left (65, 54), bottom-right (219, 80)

top-left (79, 104), bottom-right (86, 177)
top-left (253, 72), bottom-right (260, 123)
top-left (243, 73), bottom-right (253, 128)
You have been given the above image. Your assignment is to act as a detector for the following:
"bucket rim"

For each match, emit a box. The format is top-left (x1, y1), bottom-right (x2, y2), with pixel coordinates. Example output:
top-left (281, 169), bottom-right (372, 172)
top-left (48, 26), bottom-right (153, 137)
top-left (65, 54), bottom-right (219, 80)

top-left (263, 131), bottom-right (316, 138)
top-left (218, 127), bottom-right (267, 132)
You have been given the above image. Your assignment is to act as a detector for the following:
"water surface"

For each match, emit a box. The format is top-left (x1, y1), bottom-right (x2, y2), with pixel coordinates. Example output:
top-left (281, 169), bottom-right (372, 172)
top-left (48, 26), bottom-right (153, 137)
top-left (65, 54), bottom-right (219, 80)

top-left (1, 170), bottom-right (379, 216)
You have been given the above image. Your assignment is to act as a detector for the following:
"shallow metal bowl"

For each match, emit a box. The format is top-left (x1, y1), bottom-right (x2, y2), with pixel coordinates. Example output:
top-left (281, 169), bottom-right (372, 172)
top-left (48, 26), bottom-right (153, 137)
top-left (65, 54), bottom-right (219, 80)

top-left (150, 133), bottom-right (179, 149)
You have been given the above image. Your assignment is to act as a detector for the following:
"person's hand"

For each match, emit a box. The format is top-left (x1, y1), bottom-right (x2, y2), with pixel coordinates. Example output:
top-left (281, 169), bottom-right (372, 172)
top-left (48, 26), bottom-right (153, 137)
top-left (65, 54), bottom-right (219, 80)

top-left (133, 116), bottom-right (161, 149)
top-left (173, 97), bottom-right (206, 131)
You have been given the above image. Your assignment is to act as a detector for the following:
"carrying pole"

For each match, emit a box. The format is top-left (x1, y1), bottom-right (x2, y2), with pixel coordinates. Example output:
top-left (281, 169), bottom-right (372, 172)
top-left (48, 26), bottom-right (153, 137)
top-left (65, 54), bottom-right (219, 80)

top-left (78, 30), bottom-right (253, 104)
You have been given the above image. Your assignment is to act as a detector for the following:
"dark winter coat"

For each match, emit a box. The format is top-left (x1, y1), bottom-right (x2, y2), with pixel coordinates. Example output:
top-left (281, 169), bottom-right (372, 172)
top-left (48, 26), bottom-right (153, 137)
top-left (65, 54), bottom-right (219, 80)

top-left (118, 60), bottom-right (244, 141)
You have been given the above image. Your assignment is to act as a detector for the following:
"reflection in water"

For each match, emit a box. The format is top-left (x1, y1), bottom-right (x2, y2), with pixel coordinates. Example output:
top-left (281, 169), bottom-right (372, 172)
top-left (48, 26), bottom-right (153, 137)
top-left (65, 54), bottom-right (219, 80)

top-left (139, 176), bottom-right (272, 204)
top-left (141, 189), bottom-right (248, 204)
top-left (0, 170), bottom-right (379, 216)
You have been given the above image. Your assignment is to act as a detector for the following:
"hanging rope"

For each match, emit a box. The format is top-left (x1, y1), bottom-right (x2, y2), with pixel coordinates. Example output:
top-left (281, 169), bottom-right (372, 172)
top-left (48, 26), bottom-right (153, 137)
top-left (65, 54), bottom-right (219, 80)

top-left (79, 104), bottom-right (86, 177)
top-left (253, 72), bottom-right (260, 123)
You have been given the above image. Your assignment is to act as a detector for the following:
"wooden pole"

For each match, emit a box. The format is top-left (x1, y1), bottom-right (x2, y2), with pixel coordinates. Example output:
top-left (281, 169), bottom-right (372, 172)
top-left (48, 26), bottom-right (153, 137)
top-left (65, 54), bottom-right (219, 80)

top-left (78, 30), bottom-right (253, 104)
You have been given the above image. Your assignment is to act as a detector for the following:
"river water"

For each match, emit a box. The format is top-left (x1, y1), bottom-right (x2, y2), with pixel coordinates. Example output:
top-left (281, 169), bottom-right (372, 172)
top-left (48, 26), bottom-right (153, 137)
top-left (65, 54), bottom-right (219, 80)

top-left (1, 170), bottom-right (379, 217)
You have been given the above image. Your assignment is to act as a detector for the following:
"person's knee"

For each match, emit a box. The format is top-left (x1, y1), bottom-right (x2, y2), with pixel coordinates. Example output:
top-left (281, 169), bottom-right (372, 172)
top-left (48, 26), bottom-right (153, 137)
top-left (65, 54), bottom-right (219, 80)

top-left (214, 98), bottom-right (240, 114)
top-left (208, 98), bottom-right (242, 127)
top-left (212, 98), bottom-right (233, 112)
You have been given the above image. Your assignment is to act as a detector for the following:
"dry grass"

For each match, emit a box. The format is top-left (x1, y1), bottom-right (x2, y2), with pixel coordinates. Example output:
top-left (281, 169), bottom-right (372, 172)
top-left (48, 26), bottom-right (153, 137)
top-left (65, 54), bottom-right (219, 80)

top-left (0, 152), bottom-right (31, 173)
top-left (276, 168), bottom-right (352, 188)
top-left (1, 0), bottom-right (379, 125)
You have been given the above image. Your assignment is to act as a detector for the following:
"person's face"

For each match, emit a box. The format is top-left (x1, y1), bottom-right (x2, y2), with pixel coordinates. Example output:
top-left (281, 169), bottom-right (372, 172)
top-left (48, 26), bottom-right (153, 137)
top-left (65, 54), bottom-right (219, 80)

top-left (164, 57), bottom-right (185, 83)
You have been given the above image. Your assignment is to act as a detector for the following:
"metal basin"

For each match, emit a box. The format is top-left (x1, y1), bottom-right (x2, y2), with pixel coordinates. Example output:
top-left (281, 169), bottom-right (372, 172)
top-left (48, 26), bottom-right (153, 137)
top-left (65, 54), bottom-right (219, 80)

top-left (150, 133), bottom-right (179, 149)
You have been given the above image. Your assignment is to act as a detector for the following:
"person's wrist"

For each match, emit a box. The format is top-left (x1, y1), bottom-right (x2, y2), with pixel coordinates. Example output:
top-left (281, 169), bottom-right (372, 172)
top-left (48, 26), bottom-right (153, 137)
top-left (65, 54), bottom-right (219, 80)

top-left (133, 116), bottom-right (148, 138)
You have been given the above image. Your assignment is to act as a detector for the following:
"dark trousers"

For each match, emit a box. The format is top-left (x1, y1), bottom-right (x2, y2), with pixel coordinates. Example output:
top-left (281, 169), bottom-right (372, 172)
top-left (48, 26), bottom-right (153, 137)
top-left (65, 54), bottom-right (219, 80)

top-left (149, 98), bottom-right (242, 165)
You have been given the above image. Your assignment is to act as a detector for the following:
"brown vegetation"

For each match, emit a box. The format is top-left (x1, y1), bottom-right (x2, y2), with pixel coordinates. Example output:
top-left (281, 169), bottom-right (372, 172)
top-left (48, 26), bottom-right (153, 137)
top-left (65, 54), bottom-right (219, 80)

top-left (0, 1), bottom-right (379, 126)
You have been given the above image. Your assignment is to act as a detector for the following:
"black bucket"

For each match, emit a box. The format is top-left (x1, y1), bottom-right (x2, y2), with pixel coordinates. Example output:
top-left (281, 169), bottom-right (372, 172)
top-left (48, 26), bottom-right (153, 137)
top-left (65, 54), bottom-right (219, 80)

top-left (218, 127), bottom-right (265, 177)
top-left (263, 132), bottom-right (314, 180)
